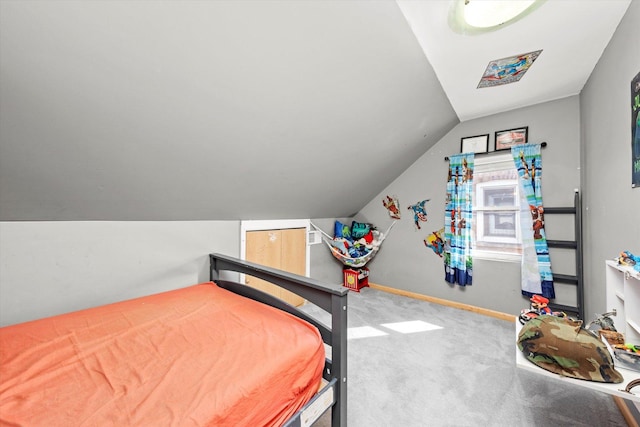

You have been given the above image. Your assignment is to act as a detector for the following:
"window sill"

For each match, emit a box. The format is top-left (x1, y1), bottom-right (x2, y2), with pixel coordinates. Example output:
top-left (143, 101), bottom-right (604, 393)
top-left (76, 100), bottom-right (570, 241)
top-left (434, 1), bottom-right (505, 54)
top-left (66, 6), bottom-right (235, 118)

top-left (472, 250), bottom-right (521, 263)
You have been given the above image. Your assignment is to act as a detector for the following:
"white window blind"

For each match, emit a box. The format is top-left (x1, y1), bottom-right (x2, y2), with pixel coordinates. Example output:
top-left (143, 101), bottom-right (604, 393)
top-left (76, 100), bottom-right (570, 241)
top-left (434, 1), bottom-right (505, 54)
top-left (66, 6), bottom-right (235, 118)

top-left (473, 153), bottom-right (522, 261)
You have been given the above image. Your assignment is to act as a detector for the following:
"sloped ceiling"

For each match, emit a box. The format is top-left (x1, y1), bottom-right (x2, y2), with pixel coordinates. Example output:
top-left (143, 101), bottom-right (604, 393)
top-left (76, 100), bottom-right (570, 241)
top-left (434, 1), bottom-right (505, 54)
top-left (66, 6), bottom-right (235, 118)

top-left (397, 0), bottom-right (632, 121)
top-left (0, 0), bottom-right (458, 221)
top-left (0, 1), bottom-right (631, 221)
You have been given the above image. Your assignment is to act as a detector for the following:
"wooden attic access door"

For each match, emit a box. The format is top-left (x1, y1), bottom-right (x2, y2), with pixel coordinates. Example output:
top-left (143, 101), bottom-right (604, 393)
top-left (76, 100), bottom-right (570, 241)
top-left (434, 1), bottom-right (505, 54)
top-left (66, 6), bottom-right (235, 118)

top-left (241, 220), bottom-right (310, 307)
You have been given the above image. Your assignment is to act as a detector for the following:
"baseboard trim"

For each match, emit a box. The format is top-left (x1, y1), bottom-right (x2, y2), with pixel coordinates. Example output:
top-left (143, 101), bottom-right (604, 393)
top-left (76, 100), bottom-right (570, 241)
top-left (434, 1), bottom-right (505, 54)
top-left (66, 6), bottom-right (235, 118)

top-left (368, 283), bottom-right (516, 323)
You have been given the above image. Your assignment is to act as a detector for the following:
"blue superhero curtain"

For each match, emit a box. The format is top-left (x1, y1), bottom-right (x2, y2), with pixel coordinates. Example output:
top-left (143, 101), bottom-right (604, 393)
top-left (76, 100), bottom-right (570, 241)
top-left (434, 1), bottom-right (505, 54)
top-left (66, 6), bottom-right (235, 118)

top-left (511, 144), bottom-right (555, 299)
top-left (444, 153), bottom-right (473, 286)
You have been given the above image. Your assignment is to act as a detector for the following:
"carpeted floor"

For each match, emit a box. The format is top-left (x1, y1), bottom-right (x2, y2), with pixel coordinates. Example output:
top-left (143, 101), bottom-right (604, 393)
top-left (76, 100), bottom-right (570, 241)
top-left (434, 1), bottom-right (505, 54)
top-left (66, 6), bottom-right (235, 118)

top-left (302, 287), bottom-right (628, 427)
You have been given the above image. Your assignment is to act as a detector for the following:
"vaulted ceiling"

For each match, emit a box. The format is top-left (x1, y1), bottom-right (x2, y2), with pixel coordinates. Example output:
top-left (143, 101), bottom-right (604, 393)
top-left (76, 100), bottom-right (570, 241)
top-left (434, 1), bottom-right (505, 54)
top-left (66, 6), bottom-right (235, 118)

top-left (0, 0), bottom-right (630, 221)
top-left (397, 0), bottom-right (631, 121)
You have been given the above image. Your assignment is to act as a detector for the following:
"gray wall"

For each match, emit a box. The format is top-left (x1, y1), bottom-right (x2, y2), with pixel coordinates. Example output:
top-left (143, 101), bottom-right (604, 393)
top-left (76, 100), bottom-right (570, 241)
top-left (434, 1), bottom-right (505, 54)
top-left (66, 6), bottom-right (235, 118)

top-left (0, 221), bottom-right (240, 326)
top-left (354, 0), bottom-right (639, 318)
top-left (581, 0), bottom-right (640, 321)
top-left (1, 3), bottom-right (637, 326)
top-left (0, 217), bottom-right (345, 326)
top-left (355, 96), bottom-right (581, 316)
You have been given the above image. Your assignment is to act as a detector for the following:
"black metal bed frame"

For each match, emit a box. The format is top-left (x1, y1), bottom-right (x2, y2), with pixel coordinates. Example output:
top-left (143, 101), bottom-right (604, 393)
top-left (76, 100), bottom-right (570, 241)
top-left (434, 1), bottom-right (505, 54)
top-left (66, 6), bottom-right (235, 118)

top-left (209, 253), bottom-right (348, 427)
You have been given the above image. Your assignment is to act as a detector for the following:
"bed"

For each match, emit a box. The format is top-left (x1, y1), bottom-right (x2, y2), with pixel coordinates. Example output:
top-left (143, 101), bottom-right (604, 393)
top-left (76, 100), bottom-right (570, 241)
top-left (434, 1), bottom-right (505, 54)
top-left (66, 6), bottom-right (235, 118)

top-left (0, 253), bottom-right (348, 427)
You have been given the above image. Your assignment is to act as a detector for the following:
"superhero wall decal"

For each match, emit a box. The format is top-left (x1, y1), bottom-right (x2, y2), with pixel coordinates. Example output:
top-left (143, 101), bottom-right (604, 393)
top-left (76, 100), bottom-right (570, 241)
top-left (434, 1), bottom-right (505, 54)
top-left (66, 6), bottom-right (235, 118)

top-left (424, 228), bottom-right (445, 258)
top-left (407, 199), bottom-right (430, 230)
top-left (382, 194), bottom-right (443, 258)
top-left (382, 195), bottom-right (401, 220)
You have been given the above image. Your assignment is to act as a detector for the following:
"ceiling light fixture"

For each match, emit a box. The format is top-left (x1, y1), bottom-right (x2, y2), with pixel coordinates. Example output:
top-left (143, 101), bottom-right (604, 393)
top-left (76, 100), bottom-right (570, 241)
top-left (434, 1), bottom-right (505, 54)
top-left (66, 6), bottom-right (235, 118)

top-left (449, 0), bottom-right (546, 35)
top-left (465, 0), bottom-right (535, 28)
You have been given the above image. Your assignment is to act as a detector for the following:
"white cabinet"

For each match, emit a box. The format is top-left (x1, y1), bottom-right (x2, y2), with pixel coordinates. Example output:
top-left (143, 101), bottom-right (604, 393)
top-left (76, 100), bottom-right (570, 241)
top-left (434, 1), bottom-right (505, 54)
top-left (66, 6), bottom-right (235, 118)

top-left (606, 260), bottom-right (640, 343)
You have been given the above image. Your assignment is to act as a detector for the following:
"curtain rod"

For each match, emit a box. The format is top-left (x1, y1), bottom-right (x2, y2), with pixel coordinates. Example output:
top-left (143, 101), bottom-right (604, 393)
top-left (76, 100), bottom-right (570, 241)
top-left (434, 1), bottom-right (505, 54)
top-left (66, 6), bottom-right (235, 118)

top-left (444, 141), bottom-right (547, 161)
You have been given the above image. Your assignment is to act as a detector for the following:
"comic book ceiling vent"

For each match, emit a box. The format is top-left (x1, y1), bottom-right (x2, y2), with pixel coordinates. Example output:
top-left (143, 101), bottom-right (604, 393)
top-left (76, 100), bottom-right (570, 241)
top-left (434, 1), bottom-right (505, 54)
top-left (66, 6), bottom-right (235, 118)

top-left (477, 50), bottom-right (543, 88)
top-left (449, 0), bottom-right (546, 35)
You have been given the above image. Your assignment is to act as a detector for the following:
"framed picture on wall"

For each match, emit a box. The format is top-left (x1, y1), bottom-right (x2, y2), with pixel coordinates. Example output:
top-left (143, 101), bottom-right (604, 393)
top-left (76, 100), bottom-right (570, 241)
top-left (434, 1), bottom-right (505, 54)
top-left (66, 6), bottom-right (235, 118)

top-left (495, 127), bottom-right (528, 151)
top-left (460, 134), bottom-right (489, 154)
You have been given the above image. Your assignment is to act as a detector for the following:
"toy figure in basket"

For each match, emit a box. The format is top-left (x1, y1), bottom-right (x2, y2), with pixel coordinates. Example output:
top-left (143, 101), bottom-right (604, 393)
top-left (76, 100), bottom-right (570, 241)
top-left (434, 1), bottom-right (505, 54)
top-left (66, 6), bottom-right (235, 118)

top-left (519, 294), bottom-right (566, 324)
top-left (585, 309), bottom-right (626, 345)
top-left (328, 233), bottom-right (375, 258)
top-left (311, 220), bottom-right (395, 270)
top-left (328, 221), bottom-right (379, 258)
top-left (617, 250), bottom-right (640, 272)
top-left (586, 310), bottom-right (640, 372)
top-left (586, 309), bottom-right (618, 333)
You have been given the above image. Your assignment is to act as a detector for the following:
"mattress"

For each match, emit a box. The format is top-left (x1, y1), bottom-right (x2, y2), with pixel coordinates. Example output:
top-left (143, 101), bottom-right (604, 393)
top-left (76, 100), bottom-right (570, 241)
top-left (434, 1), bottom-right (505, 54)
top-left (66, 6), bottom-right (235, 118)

top-left (0, 282), bottom-right (324, 426)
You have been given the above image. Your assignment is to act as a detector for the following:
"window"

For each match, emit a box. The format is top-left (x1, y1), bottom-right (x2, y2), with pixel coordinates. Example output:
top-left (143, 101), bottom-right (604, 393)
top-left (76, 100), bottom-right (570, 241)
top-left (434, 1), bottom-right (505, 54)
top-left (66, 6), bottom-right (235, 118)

top-left (473, 154), bottom-right (522, 261)
top-left (476, 180), bottom-right (520, 243)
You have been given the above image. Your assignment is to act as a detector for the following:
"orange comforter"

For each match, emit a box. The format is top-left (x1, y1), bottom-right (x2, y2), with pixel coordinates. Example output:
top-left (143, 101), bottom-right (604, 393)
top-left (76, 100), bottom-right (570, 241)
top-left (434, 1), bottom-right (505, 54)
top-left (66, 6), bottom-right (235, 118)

top-left (0, 282), bottom-right (324, 426)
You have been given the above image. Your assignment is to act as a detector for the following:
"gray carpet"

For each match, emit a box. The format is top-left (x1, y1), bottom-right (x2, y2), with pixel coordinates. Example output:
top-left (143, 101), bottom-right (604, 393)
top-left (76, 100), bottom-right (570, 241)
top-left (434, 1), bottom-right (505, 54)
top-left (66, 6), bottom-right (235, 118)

top-left (302, 287), bottom-right (627, 427)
